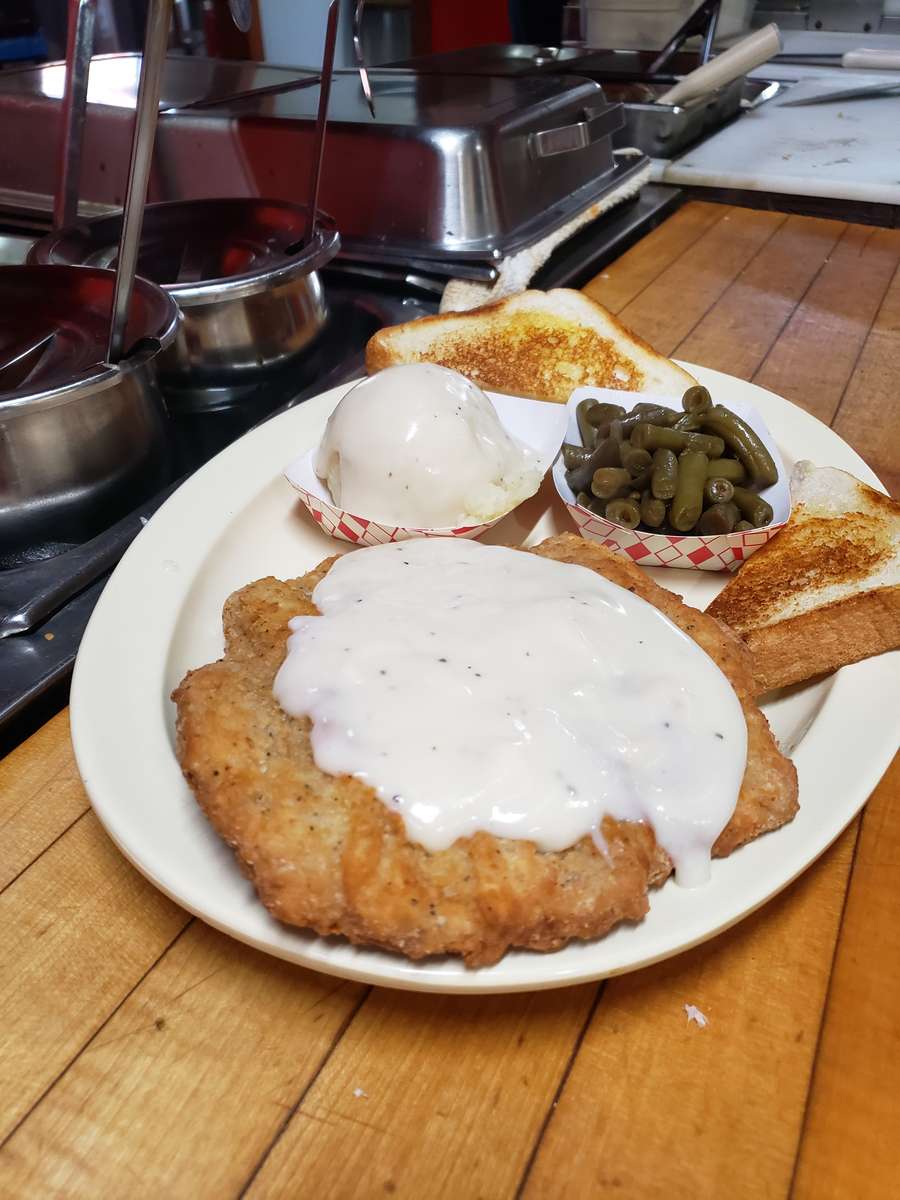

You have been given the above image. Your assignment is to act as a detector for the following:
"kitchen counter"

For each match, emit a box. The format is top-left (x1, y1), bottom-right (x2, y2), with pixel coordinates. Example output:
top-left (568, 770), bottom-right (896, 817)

top-left (1, 203), bottom-right (898, 1198)
top-left (659, 60), bottom-right (900, 211)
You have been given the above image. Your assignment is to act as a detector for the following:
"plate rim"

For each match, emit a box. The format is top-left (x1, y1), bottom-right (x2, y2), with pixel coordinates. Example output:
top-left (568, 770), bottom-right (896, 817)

top-left (69, 364), bottom-right (900, 994)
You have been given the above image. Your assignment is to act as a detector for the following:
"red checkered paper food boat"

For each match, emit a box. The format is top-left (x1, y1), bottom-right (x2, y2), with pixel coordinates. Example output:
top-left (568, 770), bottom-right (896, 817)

top-left (553, 387), bottom-right (790, 572)
top-left (284, 483), bottom-right (493, 546)
top-left (284, 388), bottom-right (568, 546)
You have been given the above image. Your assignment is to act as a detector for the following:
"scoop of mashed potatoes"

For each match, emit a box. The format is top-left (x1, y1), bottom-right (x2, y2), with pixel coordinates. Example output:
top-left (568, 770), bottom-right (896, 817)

top-left (314, 364), bottom-right (543, 527)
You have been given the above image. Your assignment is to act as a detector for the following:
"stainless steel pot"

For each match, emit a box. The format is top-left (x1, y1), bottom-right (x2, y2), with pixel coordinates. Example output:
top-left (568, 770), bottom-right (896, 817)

top-left (0, 265), bottom-right (179, 553)
top-left (30, 199), bottom-right (341, 388)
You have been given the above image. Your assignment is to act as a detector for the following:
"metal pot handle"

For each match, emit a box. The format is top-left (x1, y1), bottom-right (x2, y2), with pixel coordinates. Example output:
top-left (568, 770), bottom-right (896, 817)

top-left (528, 104), bottom-right (624, 159)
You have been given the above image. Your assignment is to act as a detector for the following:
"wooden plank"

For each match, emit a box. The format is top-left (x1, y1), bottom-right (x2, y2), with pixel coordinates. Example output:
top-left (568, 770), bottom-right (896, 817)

top-left (753, 225), bottom-right (900, 427)
top-left (0, 711), bottom-right (88, 891)
top-left (0, 922), bottom-right (365, 1198)
top-left (244, 985), bottom-right (598, 1199)
top-left (583, 201), bottom-right (727, 314)
top-left (521, 825), bottom-right (859, 1200)
top-left (0, 814), bottom-right (188, 1140)
top-left (832, 260), bottom-right (900, 497)
top-left (676, 215), bottom-right (846, 381)
top-left (613, 207), bottom-right (787, 356)
top-left (792, 756), bottom-right (900, 1200)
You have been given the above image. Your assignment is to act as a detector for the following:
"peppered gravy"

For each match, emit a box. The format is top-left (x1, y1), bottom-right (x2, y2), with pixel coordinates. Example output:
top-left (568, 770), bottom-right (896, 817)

top-left (273, 539), bottom-right (746, 886)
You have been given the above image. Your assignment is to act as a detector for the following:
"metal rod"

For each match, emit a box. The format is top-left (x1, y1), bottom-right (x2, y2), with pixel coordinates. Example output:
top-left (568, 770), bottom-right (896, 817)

top-left (303, 0), bottom-right (340, 248)
top-left (648, 0), bottom-right (722, 75)
top-left (107, 0), bottom-right (173, 364)
top-left (55, 0), bottom-right (97, 229)
top-left (182, 72), bottom-right (320, 110)
top-left (0, 332), bottom-right (57, 393)
top-left (700, 4), bottom-right (719, 65)
top-left (353, 0), bottom-right (376, 118)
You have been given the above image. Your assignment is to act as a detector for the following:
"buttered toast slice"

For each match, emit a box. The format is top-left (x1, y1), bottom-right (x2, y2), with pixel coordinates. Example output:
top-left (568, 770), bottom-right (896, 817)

top-left (707, 462), bottom-right (900, 692)
top-left (364, 288), bottom-right (697, 403)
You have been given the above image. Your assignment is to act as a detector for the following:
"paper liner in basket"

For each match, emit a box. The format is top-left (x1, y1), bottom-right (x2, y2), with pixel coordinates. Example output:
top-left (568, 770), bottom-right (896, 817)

top-left (553, 386), bottom-right (791, 572)
top-left (284, 389), bottom-right (568, 546)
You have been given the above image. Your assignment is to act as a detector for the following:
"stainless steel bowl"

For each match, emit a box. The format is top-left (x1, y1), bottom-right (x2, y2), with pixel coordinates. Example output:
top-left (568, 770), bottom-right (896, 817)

top-left (30, 198), bottom-right (341, 388)
top-left (0, 265), bottom-right (179, 552)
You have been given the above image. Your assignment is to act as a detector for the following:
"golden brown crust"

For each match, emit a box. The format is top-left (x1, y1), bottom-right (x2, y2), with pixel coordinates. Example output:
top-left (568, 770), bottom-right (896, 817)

top-left (364, 291), bottom-right (696, 403)
top-left (707, 508), bottom-right (897, 635)
top-left (707, 476), bottom-right (900, 691)
top-left (740, 586), bottom-right (900, 693)
top-left (172, 534), bottom-right (798, 967)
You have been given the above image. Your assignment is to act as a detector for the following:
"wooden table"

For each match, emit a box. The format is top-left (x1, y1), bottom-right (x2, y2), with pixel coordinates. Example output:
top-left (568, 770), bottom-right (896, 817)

top-left (1, 203), bottom-right (898, 1199)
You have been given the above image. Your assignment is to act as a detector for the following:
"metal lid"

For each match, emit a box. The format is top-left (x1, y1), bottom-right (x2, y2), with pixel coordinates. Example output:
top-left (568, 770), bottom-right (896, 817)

top-left (30, 198), bottom-right (341, 306)
top-left (0, 265), bottom-right (179, 409)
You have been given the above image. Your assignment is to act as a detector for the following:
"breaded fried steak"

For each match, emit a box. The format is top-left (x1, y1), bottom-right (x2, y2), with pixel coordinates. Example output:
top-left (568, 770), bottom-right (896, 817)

top-left (172, 533), bottom-right (798, 967)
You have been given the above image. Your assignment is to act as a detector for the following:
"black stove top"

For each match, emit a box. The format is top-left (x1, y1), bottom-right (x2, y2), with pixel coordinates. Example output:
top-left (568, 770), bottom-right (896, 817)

top-left (0, 183), bottom-right (682, 754)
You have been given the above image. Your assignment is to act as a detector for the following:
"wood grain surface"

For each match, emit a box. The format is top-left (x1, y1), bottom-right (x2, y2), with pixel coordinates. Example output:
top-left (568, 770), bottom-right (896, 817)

top-left (1, 203), bottom-right (898, 1199)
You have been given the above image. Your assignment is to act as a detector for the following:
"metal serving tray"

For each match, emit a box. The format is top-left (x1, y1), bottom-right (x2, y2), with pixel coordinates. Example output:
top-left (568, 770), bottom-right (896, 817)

top-left (390, 44), bottom-right (705, 84)
top-left (388, 45), bottom-right (784, 161)
top-left (0, 55), bottom-right (633, 266)
top-left (608, 78), bottom-right (784, 158)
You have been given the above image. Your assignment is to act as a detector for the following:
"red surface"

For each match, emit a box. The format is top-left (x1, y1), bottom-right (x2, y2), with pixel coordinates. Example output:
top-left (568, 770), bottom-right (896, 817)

top-left (430, 0), bottom-right (511, 51)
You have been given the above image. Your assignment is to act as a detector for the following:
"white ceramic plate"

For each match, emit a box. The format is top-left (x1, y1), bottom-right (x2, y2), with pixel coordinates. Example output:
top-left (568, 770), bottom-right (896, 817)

top-left (70, 364), bottom-right (900, 995)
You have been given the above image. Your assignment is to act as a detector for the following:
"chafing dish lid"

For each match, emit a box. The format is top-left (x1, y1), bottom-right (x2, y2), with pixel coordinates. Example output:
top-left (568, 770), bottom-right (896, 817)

top-left (204, 68), bottom-right (614, 127)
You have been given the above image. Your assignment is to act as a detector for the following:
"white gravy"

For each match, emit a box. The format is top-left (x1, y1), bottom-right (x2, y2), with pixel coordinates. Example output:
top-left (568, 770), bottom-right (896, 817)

top-left (273, 539), bottom-right (747, 886)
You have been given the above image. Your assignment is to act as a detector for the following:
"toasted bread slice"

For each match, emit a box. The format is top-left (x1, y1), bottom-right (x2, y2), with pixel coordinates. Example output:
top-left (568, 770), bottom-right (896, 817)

top-left (365, 288), bottom-right (697, 403)
top-left (707, 462), bottom-right (900, 692)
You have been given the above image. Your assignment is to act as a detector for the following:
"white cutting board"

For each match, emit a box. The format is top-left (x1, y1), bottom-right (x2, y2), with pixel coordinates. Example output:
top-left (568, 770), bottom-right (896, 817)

top-left (661, 71), bottom-right (900, 205)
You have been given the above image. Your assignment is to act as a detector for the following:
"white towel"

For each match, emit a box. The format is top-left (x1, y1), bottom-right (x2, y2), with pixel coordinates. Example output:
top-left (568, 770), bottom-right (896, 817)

top-left (440, 152), bottom-right (651, 314)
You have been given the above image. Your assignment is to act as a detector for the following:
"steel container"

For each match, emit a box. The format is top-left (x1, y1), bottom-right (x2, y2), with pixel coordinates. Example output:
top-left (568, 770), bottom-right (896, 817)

top-left (30, 198), bottom-right (339, 387)
top-left (0, 265), bottom-right (179, 551)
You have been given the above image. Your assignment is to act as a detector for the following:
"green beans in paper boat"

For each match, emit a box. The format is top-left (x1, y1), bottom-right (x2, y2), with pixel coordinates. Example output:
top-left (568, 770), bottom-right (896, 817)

top-left (553, 385), bottom-right (790, 571)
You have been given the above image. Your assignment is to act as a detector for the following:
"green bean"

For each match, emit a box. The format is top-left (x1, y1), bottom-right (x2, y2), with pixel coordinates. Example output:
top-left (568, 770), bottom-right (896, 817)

top-left (682, 384), bottom-right (713, 415)
top-left (673, 412), bottom-right (703, 432)
top-left (576, 400), bottom-right (600, 447)
top-left (606, 418), bottom-right (621, 444)
top-left (576, 490), bottom-right (606, 516)
top-left (734, 520), bottom-right (754, 532)
top-left (565, 438), bottom-right (620, 493)
top-left (704, 476), bottom-right (735, 505)
top-left (669, 450), bottom-right (708, 532)
top-left (587, 401), bottom-right (626, 427)
top-left (698, 502), bottom-right (738, 535)
top-left (618, 406), bottom-right (680, 435)
top-left (705, 457), bottom-right (746, 483)
top-left (631, 466), bottom-right (654, 493)
top-left (605, 497), bottom-right (641, 529)
top-left (619, 445), bottom-right (653, 478)
top-left (632, 401), bottom-right (678, 417)
top-left (562, 443), bottom-right (591, 470)
top-left (640, 493), bottom-right (666, 528)
top-left (650, 448), bottom-right (678, 500)
top-left (591, 467), bottom-right (632, 499)
top-left (630, 423), bottom-right (725, 458)
top-left (732, 486), bottom-right (774, 528)
top-left (700, 406), bottom-right (778, 488)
